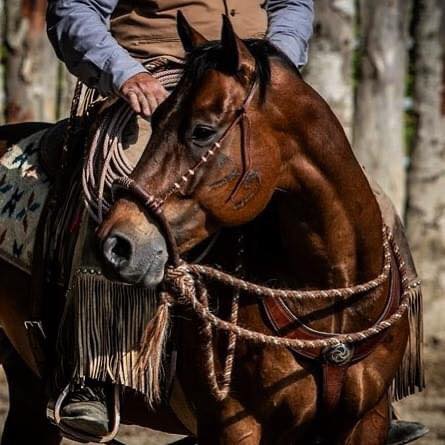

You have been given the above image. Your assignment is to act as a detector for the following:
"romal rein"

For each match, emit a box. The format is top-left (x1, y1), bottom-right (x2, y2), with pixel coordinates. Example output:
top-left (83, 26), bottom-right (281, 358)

top-left (113, 75), bottom-right (259, 266)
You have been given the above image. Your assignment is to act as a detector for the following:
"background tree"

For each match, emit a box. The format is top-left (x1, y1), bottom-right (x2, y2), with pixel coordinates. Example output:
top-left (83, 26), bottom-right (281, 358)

top-left (398, 1), bottom-right (445, 429)
top-left (4, 0), bottom-right (58, 122)
top-left (58, 67), bottom-right (77, 120)
top-left (353, 0), bottom-right (411, 215)
top-left (406, 0), bottom-right (445, 330)
top-left (304, 0), bottom-right (356, 141)
top-left (0, 0), bottom-right (5, 124)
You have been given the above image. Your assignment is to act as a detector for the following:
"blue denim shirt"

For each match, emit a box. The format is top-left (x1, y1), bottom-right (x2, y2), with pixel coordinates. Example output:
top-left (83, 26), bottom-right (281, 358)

top-left (47, 0), bottom-right (313, 96)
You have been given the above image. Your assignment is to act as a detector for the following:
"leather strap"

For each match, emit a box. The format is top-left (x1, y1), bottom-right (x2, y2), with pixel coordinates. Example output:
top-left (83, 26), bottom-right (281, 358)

top-left (25, 193), bottom-right (54, 376)
top-left (262, 243), bottom-right (402, 415)
top-left (322, 364), bottom-right (347, 416)
top-left (25, 110), bottom-right (88, 377)
top-left (226, 97), bottom-right (254, 203)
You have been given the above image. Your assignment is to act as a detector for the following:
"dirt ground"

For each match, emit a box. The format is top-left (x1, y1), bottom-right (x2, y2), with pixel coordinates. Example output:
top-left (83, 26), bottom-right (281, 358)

top-left (0, 342), bottom-right (443, 444)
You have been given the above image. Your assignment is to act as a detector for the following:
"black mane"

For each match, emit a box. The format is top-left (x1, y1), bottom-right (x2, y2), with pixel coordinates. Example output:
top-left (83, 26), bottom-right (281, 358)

top-left (183, 39), bottom-right (300, 100)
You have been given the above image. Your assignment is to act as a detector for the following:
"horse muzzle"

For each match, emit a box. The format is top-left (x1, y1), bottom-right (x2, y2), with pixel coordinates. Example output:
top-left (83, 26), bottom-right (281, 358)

top-left (101, 223), bottom-right (168, 288)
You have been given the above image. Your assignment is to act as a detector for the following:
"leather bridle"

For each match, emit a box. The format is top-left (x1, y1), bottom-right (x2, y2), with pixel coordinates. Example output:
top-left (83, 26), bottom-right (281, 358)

top-left (112, 75), bottom-right (259, 267)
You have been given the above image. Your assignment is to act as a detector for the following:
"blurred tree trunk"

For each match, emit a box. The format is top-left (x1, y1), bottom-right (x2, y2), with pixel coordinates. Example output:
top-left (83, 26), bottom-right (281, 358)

top-left (406, 0), bottom-right (445, 336)
top-left (58, 66), bottom-right (77, 120)
top-left (304, 0), bottom-right (355, 140)
top-left (353, 0), bottom-right (411, 215)
top-left (0, 0), bottom-right (5, 124)
top-left (4, 0), bottom-right (58, 122)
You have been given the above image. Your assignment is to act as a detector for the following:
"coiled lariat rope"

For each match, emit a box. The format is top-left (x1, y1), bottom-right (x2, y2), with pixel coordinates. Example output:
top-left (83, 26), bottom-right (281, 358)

top-left (82, 57), bottom-right (185, 223)
top-left (81, 59), bottom-right (419, 402)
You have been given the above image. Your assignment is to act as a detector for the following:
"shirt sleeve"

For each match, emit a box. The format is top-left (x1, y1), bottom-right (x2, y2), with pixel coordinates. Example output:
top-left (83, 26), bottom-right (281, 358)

top-left (46, 0), bottom-right (147, 96)
top-left (265, 0), bottom-right (314, 68)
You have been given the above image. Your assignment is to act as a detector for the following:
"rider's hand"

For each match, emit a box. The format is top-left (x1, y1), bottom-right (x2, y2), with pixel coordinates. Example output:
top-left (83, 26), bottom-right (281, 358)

top-left (120, 72), bottom-right (168, 117)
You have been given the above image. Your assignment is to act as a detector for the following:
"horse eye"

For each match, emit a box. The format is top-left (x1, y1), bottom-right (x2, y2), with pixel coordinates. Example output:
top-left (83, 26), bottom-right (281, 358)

top-left (191, 125), bottom-right (216, 144)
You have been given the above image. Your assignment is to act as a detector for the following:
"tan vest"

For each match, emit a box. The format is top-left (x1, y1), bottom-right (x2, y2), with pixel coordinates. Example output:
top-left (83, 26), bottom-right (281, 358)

top-left (110, 0), bottom-right (267, 60)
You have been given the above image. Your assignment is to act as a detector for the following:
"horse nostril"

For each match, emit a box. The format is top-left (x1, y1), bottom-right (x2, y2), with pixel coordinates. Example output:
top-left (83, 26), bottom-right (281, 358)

top-left (103, 234), bottom-right (132, 270)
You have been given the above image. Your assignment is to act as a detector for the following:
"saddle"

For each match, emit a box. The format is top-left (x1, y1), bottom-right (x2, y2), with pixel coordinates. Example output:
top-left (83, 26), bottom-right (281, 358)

top-left (0, 122), bottom-right (52, 153)
top-left (39, 111), bottom-right (99, 179)
top-left (39, 119), bottom-right (70, 179)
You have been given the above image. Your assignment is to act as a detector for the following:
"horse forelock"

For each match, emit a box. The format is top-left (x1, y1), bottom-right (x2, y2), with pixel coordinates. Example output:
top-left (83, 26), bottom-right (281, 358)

top-left (181, 39), bottom-right (300, 102)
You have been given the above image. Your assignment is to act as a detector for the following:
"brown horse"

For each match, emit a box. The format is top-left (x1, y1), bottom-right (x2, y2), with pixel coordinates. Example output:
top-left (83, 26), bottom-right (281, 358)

top-left (97, 16), bottom-right (409, 445)
top-left (0, 16), bottom-right (409, 445)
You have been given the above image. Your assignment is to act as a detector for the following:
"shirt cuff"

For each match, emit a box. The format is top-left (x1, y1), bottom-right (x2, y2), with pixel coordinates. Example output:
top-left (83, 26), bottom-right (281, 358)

top-left (100, 51), bottom-right (147, 96)
top-left (268, 33), bottom-right (309, 68)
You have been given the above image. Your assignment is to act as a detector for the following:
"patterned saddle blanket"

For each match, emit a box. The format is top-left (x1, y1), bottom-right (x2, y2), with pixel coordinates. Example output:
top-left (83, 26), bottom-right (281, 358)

top-left (0, 130), bottom-right (50, 273)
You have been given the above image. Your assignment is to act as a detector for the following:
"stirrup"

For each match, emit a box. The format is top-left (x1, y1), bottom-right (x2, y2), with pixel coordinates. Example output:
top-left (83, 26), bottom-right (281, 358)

top-left (47, 383), bottom-right (123, 444)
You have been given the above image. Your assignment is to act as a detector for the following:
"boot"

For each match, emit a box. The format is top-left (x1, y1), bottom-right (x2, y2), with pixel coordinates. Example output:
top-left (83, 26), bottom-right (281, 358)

top-left (388, 420), bottom-right (429, 445)
top-left (59, 381), bottom-right (110, 437)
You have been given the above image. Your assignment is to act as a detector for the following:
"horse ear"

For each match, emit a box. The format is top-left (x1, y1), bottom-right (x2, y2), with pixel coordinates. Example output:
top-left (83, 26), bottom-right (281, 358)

top-left (177, 11), bottom-right (208, 52)
top-left (221, 15), bottom-right (255, 78)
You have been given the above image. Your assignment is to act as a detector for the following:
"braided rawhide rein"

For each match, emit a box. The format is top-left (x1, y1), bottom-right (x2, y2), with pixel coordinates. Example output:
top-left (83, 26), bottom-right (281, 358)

top-left (162, 227), bottom-right (420, 401)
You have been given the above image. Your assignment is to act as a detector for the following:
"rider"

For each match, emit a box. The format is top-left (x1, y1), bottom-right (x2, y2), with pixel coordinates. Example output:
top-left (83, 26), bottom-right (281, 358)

top-left (46, 1), bottom-right (426, 443)
top-left (47, 0), bottom-right (313, 117)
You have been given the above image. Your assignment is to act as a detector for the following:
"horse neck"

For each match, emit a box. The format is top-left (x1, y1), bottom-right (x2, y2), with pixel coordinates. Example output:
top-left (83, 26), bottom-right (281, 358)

top-left (261, 62), bottom-right (387, 332)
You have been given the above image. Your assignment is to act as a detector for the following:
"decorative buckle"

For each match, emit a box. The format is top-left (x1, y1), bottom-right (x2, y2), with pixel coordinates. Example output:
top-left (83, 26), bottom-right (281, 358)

top-left (24, 320), bottom-right (47, 339)
top-left (322, 343), bottom-right (354, 366)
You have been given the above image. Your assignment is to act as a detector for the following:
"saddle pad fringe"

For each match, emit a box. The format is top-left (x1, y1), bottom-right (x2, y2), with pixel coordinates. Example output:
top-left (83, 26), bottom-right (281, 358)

top-left (57, 270), bottom-right (163, 402)
top-left (392, 282), bottom-right (425, 401)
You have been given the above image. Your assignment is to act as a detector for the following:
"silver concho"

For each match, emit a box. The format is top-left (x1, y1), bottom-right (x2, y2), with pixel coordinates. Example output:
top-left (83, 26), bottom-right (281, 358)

top-left (323, 343), bottom-right (354, 366)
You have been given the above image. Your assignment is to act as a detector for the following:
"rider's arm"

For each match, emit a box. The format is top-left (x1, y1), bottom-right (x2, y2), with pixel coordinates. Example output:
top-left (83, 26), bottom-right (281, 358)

top-left (46, 0), bottom-right (147, 97)
top-left (47, 0), bottom-right (167, 115)
top-left (266, 0), bottom-right (314, 68)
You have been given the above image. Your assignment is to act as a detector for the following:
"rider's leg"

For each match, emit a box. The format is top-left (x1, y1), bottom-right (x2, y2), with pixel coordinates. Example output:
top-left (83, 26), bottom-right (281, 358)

top-left (58, 114), bottom-right (153, 438)
top-left (1, 334), bottom-right (62, 445)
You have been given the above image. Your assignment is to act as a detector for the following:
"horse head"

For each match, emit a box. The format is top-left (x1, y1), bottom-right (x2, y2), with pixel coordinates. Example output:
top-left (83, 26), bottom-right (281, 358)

top-left (98, 14), bottom-right (293, 287)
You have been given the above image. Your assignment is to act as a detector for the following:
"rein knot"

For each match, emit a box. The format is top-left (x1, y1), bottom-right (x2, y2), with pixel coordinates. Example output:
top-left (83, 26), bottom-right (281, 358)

top-left (164, 263), bottom-right (200, 307)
